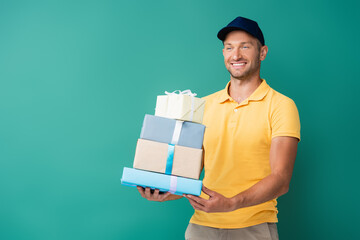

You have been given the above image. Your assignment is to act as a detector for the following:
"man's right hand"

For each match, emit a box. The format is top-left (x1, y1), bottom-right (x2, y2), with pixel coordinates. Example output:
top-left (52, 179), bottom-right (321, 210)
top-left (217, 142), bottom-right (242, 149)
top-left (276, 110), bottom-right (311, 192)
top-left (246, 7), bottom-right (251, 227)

top-left (137, 186), bottom-right (183, 202)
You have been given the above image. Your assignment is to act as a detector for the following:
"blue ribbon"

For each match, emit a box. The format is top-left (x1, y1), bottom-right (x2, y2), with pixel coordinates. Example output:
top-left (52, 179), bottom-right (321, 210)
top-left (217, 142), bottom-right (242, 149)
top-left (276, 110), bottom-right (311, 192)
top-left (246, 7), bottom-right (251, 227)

top-left (165, 144), bottom-right (175, 175)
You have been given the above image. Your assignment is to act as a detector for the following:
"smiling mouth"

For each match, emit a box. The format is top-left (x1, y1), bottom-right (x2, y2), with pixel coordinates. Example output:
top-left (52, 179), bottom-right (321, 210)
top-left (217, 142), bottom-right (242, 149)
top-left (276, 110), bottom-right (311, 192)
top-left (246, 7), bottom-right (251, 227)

top-left (231, 62), bottom-right (246, 68)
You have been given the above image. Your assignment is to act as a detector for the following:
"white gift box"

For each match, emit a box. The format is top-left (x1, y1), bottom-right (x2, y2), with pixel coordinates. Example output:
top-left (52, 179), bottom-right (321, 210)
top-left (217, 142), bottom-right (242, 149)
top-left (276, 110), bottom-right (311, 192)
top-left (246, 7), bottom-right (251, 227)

top-left (155, 90), bottom-right (206, 124)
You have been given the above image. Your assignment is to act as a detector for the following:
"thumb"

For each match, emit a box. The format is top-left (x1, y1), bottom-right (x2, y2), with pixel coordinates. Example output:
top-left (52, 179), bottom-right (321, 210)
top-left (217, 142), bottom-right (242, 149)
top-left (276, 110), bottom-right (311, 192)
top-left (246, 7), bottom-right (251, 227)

top-left (202, 185), bottom-right (216, 197)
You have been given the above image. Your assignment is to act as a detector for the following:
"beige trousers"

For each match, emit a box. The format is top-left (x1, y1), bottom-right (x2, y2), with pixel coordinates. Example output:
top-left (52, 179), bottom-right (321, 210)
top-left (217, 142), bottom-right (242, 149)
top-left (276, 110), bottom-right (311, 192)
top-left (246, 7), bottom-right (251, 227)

top-left (185, 222), bottom-right (279, 240)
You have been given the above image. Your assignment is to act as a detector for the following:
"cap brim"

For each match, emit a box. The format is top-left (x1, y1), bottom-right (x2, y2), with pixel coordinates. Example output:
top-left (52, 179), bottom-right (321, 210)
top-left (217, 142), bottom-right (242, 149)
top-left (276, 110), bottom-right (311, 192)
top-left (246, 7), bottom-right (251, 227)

top-left (217, 26), bottom-right (248, 41)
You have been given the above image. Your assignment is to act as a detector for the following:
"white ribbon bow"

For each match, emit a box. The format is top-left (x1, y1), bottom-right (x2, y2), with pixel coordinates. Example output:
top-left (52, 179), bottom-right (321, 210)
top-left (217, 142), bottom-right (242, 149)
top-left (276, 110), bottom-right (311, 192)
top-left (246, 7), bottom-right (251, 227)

top-left (165, 89), bottom-right (197, 97)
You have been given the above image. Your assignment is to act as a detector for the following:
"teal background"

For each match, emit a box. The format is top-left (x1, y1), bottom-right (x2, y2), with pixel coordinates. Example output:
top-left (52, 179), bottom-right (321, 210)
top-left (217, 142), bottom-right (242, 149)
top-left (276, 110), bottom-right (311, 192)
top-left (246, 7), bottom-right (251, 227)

top-left (0, 0), bottom-right (359, 239)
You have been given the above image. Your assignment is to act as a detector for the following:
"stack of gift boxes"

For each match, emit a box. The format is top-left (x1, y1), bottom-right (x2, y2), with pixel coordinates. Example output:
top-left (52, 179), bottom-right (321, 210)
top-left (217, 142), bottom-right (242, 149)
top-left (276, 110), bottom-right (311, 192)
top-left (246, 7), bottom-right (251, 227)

top-left (121, 90), bottom-right (206, 196)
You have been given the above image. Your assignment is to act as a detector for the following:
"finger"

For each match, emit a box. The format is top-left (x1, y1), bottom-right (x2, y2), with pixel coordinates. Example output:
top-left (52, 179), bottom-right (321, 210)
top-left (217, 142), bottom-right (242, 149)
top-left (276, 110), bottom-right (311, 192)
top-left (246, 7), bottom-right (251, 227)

top-left (192, 204), bottom-right (205, 211)
top-left (186, 195), bottom-right (207, 206)
top-left (137, 186), bottom-right (146, 198)
top-left (187, 198), bottom-right (206, 211)
top-left (188, 201), bottom-right (198, 210)
top-left (202, 186), bottom-right (216, 197)
top-left (186, 196), bottom-right (206, 208)
top-left (144, 187), bottom-right (151, 199)
top-left (153, 189), bottom-right (160, 199)
top-left (187, 198), bottom-right (199, 209)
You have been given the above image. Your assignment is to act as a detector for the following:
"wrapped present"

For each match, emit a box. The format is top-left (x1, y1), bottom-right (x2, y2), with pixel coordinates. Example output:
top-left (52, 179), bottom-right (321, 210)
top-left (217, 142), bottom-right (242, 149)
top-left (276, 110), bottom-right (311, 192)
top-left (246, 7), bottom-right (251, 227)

top-left (140, 114), bottom-right (205, 149)
top-left (121, 167), bottom-right (202, 196)
top-left (133, 139), bottom-right (203, 179)
top-left (155, 90), bottom-right (206, 124)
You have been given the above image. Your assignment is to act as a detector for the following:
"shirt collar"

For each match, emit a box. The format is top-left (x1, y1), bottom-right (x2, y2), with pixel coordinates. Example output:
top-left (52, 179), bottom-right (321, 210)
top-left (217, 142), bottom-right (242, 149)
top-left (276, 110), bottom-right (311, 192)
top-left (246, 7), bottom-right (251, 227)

top-left (218, 79), bottom-right (270, 104)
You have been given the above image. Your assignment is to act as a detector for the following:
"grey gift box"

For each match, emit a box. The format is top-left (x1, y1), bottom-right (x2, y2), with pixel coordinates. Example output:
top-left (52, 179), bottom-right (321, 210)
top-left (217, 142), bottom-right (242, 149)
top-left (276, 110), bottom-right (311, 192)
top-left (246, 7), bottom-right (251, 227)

top-left (140, 114), bottom-right (205, 149)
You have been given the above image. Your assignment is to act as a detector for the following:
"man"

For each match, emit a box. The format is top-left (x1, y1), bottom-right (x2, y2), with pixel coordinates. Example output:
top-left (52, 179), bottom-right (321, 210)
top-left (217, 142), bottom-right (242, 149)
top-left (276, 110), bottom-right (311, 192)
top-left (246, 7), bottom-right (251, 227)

top-left (137, 16), bottom-right (300, 240)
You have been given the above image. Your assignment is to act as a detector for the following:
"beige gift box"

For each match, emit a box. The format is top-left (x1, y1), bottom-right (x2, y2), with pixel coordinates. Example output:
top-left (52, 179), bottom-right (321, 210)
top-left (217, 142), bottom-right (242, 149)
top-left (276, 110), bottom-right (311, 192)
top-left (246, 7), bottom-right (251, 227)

top-left (133, 139), bottom-right (203, 179)
top-left (155, 90), bottom-right (206, 124)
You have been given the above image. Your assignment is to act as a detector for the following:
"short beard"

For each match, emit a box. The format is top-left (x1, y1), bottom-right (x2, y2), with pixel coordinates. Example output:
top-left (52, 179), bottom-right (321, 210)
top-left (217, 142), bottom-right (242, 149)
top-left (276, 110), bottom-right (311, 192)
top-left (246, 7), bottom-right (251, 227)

top-left (229, 71), bottom-right (251, 81)
top-left (228, 58), bottom-right (261, 81)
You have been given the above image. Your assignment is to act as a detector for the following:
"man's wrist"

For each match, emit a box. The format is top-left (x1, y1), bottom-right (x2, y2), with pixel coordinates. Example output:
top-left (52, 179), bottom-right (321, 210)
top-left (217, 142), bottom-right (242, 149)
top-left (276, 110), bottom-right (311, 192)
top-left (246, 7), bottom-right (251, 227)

top-left (229, 194), bottom-right (244, 211)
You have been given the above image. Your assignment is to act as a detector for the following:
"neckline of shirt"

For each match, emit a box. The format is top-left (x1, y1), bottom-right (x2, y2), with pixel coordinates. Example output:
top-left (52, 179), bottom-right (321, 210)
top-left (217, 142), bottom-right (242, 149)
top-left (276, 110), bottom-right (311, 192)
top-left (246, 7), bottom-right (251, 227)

top-left (218, 79), bottom-right (270, 104)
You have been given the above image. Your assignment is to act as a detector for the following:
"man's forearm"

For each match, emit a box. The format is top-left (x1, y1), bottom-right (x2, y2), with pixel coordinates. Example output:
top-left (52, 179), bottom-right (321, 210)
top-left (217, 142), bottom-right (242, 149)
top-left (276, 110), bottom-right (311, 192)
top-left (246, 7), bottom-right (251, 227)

top-left (230, 173), bottom-right (290, 210)
top-left (230, 137), bottom-right (297, 210)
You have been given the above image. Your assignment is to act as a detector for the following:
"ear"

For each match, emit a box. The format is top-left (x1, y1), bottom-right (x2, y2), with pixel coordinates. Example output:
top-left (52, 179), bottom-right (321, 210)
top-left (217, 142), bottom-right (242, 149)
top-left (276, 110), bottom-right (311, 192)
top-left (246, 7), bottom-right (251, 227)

top-left (260, 45), bottom-right (268, 61)
top-left (222, 47), bottom-right (225, 57)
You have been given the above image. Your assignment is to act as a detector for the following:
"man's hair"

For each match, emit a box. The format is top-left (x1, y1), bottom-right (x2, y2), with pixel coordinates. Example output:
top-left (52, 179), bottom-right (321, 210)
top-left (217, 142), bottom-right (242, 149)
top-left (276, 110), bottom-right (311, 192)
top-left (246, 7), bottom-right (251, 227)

top-left (255, 39), bottom-right (263, 51)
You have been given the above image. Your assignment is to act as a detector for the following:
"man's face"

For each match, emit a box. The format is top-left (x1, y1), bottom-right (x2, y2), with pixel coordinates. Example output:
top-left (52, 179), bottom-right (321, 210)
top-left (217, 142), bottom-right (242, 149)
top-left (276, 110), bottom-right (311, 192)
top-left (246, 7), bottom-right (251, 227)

top-left (222, 30), bottom-right (267, 80)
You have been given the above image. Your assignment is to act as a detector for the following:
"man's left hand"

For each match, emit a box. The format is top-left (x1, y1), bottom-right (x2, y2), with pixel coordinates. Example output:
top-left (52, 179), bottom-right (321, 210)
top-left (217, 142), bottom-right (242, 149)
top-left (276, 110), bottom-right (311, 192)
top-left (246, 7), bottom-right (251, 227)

top-left (184, 186), bottom-right (235, 213)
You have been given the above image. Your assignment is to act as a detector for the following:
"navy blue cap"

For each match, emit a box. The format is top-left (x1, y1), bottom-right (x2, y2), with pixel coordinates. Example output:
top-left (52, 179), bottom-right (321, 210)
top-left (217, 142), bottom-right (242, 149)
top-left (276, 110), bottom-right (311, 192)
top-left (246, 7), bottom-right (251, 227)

top-left (217, 16), bottom-right (265, 46)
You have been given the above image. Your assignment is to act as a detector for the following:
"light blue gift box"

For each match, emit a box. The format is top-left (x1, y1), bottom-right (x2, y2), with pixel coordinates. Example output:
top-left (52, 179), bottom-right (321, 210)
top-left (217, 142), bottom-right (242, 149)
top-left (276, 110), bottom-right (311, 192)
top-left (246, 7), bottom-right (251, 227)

top-left (121, 167), bottom-right (202, 196)
top-left (140, 114), bottom-right (205, 149)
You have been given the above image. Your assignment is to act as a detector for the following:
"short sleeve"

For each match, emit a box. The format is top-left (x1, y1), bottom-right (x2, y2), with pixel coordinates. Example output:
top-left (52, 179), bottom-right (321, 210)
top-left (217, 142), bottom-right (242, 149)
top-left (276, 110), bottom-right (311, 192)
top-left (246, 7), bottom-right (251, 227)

top-left (271, 97), bottom-right (301, 141)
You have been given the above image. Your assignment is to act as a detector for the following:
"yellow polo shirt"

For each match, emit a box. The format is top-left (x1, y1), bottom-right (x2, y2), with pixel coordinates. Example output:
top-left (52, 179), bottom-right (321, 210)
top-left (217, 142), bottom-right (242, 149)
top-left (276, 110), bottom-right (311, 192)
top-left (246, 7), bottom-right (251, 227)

top-left (190, 79), bottom-right (300, 228)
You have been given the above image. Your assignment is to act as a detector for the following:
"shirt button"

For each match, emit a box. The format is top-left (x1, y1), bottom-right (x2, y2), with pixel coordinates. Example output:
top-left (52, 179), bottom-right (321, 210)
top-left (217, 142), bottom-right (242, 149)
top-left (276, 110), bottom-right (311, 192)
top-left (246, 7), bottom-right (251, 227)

top-left (234, 109), bottom-right (238, 112)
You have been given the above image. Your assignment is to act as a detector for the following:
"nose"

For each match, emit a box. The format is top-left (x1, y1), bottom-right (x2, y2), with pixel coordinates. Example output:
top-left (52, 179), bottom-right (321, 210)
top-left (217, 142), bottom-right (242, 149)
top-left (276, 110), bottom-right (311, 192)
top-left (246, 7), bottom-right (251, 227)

top-left (232, 49), bottom-right (242, 60)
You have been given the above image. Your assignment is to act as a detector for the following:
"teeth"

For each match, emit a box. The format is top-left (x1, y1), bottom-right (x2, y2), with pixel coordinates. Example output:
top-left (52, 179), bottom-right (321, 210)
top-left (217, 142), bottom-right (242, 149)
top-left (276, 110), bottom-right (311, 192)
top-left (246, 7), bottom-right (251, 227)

top-left (233, 63), bottom-right (245, 66)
